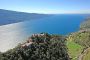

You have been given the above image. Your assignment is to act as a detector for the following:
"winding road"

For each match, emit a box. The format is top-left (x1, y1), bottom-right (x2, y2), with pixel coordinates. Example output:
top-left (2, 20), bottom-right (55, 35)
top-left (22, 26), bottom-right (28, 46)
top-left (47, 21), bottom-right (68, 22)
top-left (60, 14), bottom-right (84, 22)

top-left (78, 47), bottom-right (90, 60)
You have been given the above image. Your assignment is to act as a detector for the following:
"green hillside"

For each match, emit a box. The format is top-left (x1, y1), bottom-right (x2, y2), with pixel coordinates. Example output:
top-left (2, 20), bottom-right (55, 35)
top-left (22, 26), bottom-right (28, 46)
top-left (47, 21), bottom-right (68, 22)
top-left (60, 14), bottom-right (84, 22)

top-left (0, 33), bottom-right (70, 60)
top-left (82, 48), bottom-right (90, 60)
top-left (67, 17), bottom-right (90, 60)
top-left (67, 40), bottom-right (84, 60)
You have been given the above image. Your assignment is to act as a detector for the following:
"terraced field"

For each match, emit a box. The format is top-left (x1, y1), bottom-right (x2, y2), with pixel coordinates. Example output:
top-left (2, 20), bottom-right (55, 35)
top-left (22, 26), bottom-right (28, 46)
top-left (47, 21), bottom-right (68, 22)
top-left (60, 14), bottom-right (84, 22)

top-left (67, 41), bottom-right (84, 60)
top-left (82, 48), bottom-right (90, 60)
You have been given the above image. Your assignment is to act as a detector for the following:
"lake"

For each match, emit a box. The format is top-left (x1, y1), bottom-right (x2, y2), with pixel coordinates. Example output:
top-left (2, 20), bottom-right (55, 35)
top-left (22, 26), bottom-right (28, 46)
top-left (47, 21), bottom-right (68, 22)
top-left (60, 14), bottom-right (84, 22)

top-left (0, 14), bottom-right (88, 52)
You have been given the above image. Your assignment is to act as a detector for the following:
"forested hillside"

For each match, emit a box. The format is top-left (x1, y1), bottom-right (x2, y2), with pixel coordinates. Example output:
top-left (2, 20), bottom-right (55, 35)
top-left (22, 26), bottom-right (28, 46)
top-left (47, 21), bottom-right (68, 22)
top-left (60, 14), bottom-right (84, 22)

top-left (0, 33), bottom-right (70, 60)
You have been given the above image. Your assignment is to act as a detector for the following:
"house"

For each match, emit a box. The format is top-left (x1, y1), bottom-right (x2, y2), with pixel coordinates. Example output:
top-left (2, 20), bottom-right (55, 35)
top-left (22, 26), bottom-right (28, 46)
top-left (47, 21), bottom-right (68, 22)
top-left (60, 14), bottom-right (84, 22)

top-left (21, 33), bottom-right (46, 48)
top-left (21, 38), bottom-right (33, 48)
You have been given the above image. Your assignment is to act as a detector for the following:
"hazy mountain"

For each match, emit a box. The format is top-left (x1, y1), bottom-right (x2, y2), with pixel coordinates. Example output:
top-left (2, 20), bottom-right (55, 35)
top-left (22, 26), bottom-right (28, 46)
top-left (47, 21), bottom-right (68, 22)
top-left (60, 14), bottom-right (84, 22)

top-left (80, 17), bottom-right (90, 30)
top-left (0, 9), bottom-right (51, 26)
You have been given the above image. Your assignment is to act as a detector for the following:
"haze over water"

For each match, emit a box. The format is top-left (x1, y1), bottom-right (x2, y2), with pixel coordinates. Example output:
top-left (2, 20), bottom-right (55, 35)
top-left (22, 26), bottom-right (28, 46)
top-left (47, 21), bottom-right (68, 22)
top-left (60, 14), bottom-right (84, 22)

top-left (0, 14), bottom-right (88, 52)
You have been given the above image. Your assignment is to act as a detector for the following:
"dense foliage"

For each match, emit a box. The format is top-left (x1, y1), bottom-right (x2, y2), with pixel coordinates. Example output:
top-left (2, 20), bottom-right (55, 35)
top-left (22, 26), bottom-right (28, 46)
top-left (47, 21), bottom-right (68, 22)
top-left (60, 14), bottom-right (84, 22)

top-left (0, 33), bottom-right (70, 60)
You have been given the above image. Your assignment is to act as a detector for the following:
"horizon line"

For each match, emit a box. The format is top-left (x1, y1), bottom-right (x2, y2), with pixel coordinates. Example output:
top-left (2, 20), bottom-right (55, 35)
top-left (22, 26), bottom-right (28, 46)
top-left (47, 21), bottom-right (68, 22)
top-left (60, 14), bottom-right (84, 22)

top-left (0, 8), bottom-right (90, 14)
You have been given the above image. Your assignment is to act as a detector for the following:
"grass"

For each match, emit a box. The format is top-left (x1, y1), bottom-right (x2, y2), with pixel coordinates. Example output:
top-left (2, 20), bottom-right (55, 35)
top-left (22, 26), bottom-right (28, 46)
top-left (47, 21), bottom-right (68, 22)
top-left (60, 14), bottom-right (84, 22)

top-left (82, 49), bottom-right (90, 60)
top-left (67, 41), bottom-right (84, 60)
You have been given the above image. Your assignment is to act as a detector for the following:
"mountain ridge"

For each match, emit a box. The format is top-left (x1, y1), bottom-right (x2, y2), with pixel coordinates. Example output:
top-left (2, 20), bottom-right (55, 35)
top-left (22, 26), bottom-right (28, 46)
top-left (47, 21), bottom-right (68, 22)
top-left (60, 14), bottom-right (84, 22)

top-left (0, 9), bottom-right (51, 26)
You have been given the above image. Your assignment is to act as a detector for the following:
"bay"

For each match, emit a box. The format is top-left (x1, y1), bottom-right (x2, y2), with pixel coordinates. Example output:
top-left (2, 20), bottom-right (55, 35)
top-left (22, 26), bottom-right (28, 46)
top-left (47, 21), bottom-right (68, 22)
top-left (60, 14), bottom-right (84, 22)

top-left (0, 14), bottom-right (88, 52)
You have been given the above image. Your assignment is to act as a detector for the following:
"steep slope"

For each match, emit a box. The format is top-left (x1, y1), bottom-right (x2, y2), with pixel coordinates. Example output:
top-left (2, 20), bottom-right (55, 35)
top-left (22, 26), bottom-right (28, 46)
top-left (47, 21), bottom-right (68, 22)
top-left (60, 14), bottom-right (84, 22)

top-left (82, 48), bottom-right (90, 60)
top-left (0, 9), bottom-right (51, 25)
top-left (67, 17), bottom-right (90, 60)
top-left (66, 40), bottom-right (84, 60)
top-left (0, 33), bottom-right (70, 60)
top-left (80, 18), bottom-right (90, 30)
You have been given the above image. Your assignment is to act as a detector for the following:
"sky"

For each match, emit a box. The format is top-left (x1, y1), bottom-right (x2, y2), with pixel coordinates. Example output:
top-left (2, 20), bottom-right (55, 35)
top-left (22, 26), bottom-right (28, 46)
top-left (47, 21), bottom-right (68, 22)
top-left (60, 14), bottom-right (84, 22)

top-left (0, 0), bottom-right (90, 14)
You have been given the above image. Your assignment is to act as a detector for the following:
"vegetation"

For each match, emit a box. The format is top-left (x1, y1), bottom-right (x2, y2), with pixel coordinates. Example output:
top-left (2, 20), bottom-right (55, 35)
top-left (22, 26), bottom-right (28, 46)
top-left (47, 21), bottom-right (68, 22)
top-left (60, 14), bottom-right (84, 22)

top-left (66, 31), bottom-right (90, 60)
top-left (67, 40), bottom-right (84, 60)
top-left (82, 48), bottom-right (90, 60)
top-left (0, 33), bottom-right (70, 60)
top-left (80, 17), bottom-right (90, 30)
top-left (66, 17), bottom-right (90, 60)
top-left (67, 31), bottom-right (90, 48)
top-left (0, 13), bottom-right (90, 60)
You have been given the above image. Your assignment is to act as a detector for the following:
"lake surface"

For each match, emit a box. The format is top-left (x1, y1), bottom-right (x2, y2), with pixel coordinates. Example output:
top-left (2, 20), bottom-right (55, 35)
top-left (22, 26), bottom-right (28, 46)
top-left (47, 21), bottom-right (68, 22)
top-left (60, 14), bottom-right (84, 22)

top-left (0, 14), bottom-right (88, 52)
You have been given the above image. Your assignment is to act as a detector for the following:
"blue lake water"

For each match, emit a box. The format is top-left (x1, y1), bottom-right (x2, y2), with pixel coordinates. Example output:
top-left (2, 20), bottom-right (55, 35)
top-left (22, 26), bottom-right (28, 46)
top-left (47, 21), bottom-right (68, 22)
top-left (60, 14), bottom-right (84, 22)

top-left (0, 14), bottom-right (88, 52)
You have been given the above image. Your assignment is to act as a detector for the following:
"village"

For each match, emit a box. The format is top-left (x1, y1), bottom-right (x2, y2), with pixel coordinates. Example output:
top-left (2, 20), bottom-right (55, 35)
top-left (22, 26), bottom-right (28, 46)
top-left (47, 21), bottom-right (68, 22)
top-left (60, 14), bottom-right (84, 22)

top-left (21, 33), bottom-right (46, 48)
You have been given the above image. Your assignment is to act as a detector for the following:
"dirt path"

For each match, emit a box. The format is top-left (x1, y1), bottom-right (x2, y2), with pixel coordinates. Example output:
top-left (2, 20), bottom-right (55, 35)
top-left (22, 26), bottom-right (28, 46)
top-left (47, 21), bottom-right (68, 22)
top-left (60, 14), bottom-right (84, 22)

top-left (78, 47), bottom-right (90, 60)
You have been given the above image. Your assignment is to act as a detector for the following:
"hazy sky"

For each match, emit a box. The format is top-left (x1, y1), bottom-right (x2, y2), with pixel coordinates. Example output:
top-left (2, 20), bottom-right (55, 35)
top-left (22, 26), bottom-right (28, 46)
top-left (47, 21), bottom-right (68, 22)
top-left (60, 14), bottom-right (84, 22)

top-left (0, 0), bottom-right (90, 14)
